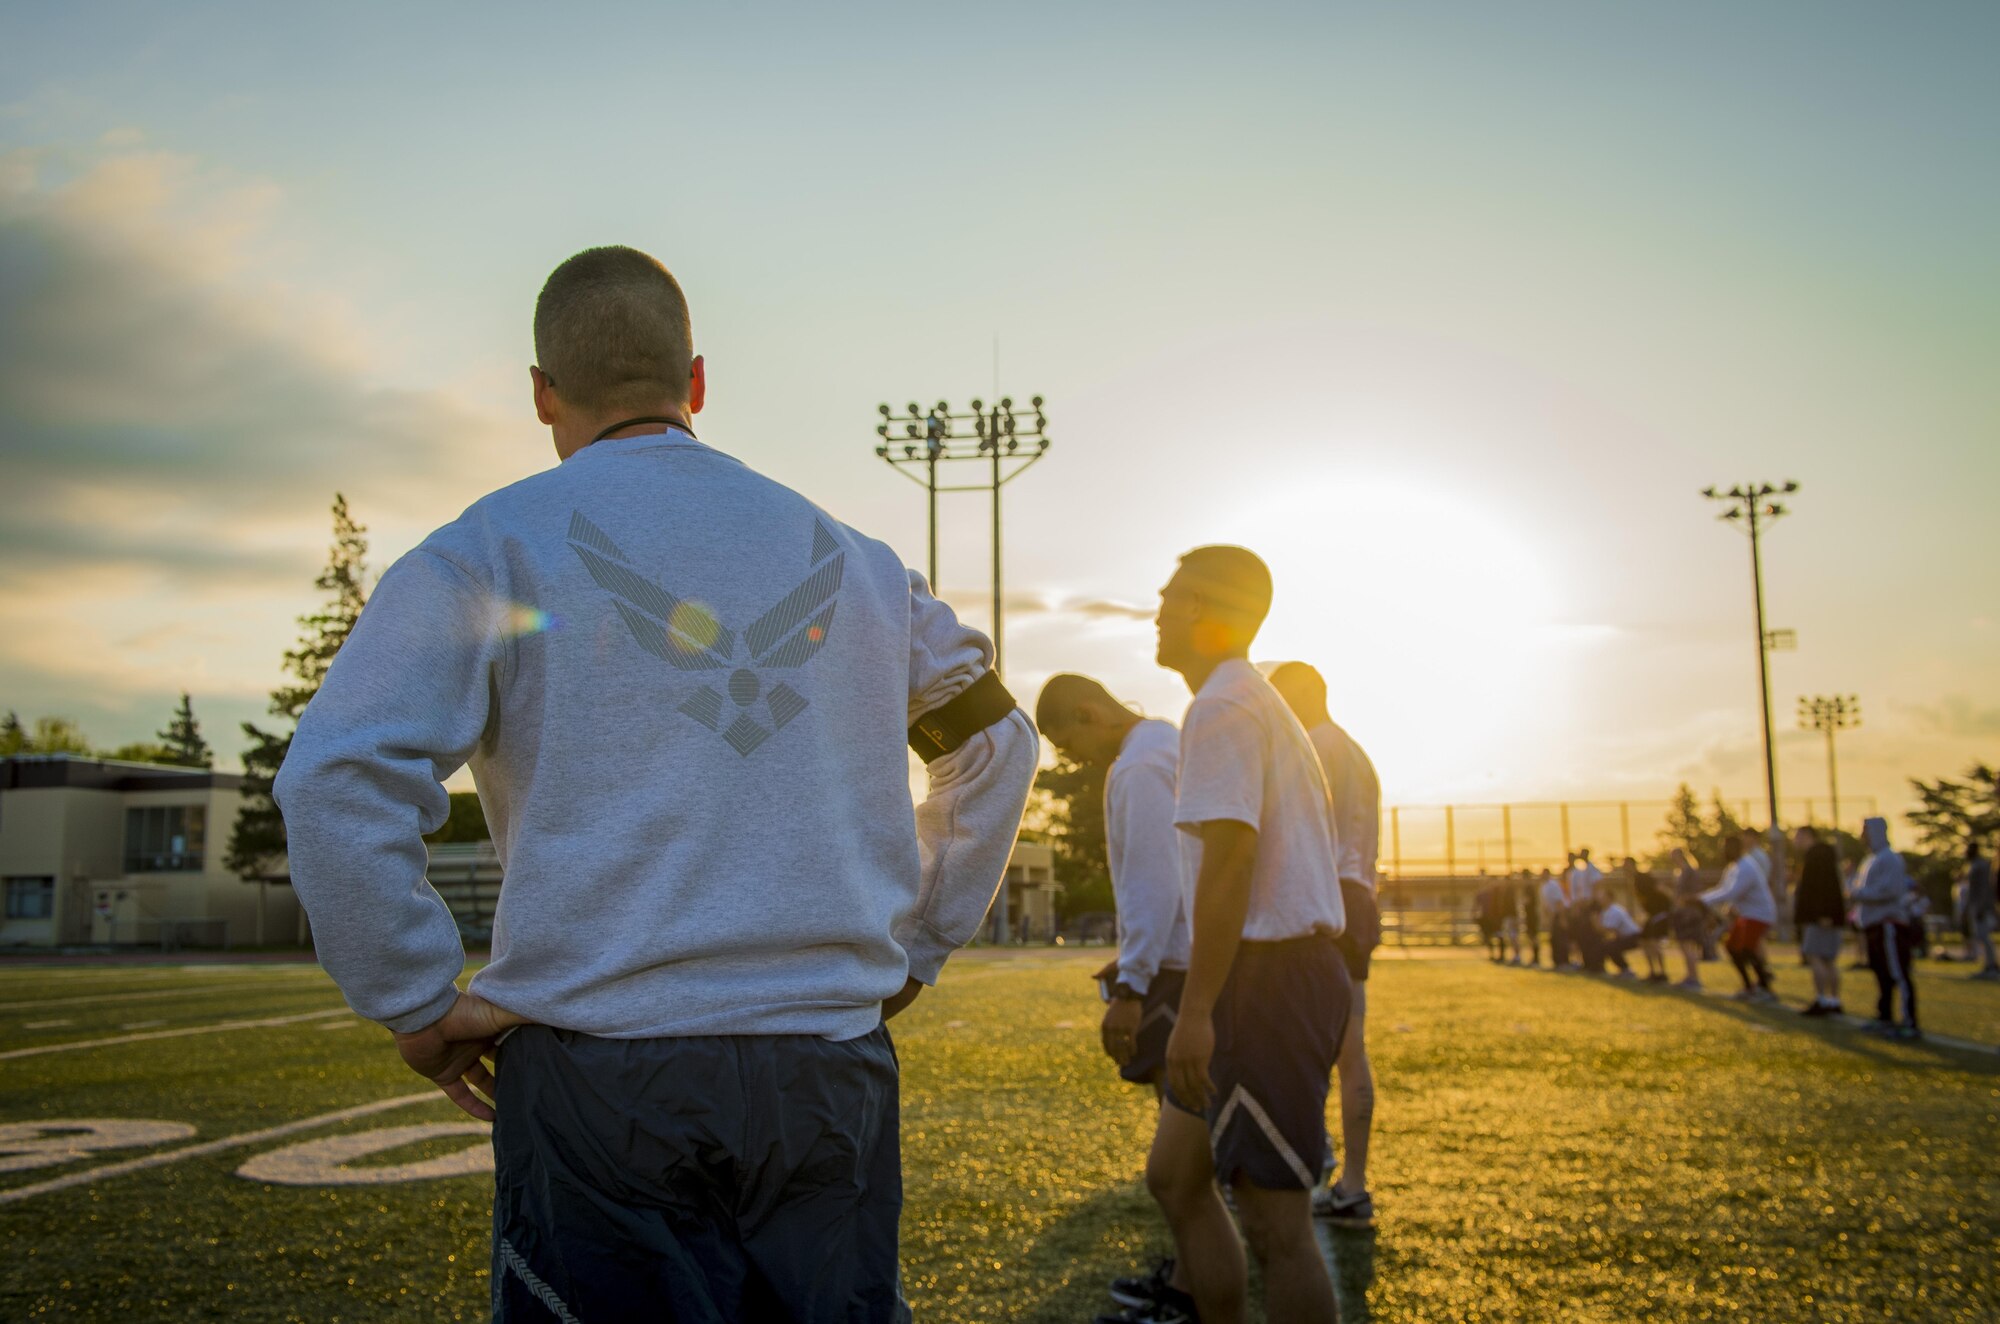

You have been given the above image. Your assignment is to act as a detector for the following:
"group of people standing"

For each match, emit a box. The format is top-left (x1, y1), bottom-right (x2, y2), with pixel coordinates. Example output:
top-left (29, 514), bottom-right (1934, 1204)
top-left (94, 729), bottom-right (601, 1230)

top-left (1479, 817), bottom-right (1983, 1042)
top-left (1038, 632), bottom-right (1383, 1324)
top-left (277, 246), bottom-right (1380, 1323)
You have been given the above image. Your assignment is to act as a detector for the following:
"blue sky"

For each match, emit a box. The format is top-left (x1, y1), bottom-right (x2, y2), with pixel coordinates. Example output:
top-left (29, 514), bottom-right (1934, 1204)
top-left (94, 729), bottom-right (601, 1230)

top-left (3, 2), bottom-right (1996, 825)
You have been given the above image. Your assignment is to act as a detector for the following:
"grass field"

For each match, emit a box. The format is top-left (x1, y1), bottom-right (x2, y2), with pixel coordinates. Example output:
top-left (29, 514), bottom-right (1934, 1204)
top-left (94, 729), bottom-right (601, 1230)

top-left (3, 948), bottom-right (1998, 1322)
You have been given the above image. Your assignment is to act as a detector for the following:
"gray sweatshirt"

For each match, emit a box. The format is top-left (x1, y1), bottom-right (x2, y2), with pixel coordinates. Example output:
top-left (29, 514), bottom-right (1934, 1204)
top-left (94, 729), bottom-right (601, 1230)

top-left (1851, 816), bottom-right (1914, 928)
top-left (275, 428), bottom-right (1038, 1041)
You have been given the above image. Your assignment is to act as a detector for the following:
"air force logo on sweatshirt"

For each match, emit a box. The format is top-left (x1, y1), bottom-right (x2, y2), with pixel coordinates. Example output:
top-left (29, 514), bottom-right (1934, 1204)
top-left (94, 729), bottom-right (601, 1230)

top-left (567, 510), bottom-right (843, 756)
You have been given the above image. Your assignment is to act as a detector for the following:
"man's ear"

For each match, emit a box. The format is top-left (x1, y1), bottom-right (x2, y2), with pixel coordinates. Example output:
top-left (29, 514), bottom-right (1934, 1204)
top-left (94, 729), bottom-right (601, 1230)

top-left (688, 355), bottom-right (707, 415)
top-left (530, 365), bottom-right (558, 426)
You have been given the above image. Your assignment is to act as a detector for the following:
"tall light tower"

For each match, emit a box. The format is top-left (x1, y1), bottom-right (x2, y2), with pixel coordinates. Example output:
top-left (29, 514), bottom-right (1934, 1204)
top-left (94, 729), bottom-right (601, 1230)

top-left (1798, 694), bottom-right (1860, 830)
top-left (1702, 480), bottom-right (1798, 830)
top-left (874, 397), bottom-right (1050, 677)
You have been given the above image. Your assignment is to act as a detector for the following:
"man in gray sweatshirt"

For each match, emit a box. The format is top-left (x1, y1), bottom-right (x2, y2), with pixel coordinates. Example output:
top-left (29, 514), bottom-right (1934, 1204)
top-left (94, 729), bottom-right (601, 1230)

top-left (1853, 816), bottom-right (1920, 1038)
top-left (275, 246), bottom-right (1038, 1322)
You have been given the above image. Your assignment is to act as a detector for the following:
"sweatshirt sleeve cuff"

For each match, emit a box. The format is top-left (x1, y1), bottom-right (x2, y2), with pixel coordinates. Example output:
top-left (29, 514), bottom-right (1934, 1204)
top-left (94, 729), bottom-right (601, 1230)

top-left (381, 982), bottom-right (462, 1035)
top-left (900, 923), bottom-right (956, 987)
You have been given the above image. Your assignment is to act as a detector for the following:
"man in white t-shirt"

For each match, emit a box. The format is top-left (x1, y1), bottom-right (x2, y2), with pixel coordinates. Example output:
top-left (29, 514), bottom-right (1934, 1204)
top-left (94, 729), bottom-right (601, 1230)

top-left (1565, 849), bottom-right (1605, 968)
top-left (1155, 545), bottom-right (1348, 1324)
top-left (1593, 893), bottom-right (1644, 978)
top-left (1036, 675), bottom-right (1202, 1321)
top-left (1265, 661), bottom-right (1382, 1230)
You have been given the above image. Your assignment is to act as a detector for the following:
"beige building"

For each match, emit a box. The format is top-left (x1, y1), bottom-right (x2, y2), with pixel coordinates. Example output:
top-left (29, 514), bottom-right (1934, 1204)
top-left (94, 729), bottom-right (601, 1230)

top-left (983, 838), bottom-right (1057, 944)
top-left (0, 755), bottom-right (301, 949)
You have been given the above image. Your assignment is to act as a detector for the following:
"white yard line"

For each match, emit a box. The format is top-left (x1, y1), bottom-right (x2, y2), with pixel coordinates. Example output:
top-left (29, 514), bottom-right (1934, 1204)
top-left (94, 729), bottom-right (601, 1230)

top-left (0, 1091), bottom-right (438, 1206)
top-left (21, 1019), bottom-right (73, 1030)
top-left (0, 982), bottom-right (327, 1012)
top-left (0, 1008), bottom-right (349, 1061)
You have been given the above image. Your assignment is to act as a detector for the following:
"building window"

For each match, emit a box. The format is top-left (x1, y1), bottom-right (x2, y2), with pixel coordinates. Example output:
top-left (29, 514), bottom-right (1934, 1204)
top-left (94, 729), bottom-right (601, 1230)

top-left (5, 877), bottom-right (55, 920)
top-left (124, 805), bottom-right (206, 873)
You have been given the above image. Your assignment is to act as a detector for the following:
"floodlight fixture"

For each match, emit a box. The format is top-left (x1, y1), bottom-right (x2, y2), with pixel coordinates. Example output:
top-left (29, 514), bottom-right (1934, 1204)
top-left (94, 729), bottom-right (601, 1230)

top-left (866, 393), bottom-right (1053, 677)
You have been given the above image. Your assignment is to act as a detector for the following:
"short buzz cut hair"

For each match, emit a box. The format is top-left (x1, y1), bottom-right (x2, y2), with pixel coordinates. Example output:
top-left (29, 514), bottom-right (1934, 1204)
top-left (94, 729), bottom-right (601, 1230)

top-left (1265, 660), bottom-right (1327, 707)
top-left (533, 246), bottom-right (694, 412)
top-left (1034, 673), bottom-right (1116, 731)
top-left (1176, 545), bottom-right (1273, 631)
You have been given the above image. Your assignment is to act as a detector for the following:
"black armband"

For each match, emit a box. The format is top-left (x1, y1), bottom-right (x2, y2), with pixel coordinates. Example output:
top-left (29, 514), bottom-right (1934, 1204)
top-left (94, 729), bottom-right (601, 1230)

top-left (909, 669), bottom-right (1017, 763)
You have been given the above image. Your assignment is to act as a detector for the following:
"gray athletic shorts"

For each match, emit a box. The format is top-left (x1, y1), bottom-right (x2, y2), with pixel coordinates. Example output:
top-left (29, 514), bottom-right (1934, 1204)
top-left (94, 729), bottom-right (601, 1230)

top-left (491, 1023), bottom-right (909, 1323)
top-left (1801, 922), bottom-right (1846, 960)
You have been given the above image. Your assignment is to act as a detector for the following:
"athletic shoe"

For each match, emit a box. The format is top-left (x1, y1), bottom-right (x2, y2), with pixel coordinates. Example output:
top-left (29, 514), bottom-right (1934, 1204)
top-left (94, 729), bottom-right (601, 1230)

top-left (1753, 988), bottom-right (1780, 1003)
top-left (1730, 988), bottom-right (1757, 1001)
top-left (1311, 1185), bottom-right (1376, 1228)
top-left (1863, 1018), bottom-right (1897, 1035)
top-left (1893, 1025), bottom-right (1923, 1041)
top-left (1094, 1285), bottom-right (1200, 1324)
top-left (1676, 977), bottom-right (1703, 991)
top-left (1799, 1002), bottom-right (1827, 1017)
top-left (1613, 970), bottom-right (1638, 980)
top-left (1646, 973), bottom-right (1669, 984)
top-left (1108, 1258), bottom-right (1175, 1310)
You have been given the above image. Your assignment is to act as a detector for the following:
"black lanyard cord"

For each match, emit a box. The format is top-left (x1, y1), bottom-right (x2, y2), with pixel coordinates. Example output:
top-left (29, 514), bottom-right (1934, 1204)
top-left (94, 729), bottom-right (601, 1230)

top-left (591, 416), bottom-right (698, 445)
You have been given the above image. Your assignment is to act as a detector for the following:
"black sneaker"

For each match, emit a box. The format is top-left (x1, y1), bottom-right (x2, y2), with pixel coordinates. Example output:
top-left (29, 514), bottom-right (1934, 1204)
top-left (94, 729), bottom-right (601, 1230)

top-left (1894, 1025), bottom-right (1923, 1041)
top-left (1095, 1285), bottom-right (1200, 1323)
top-left (1311, 1184), bottom-right (1376, 1227)
top-left (1108, 1258), bottom-right (1174, 1310)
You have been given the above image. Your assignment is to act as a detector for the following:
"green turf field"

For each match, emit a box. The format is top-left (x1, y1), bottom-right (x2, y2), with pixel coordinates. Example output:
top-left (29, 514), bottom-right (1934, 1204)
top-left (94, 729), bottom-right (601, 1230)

top-left (3, 949), bottom-right (1997, 1322)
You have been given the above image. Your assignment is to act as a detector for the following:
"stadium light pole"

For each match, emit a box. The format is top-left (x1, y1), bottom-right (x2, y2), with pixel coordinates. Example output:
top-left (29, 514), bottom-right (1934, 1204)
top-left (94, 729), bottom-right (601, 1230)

top-left (874, 397), bottom-right (1050, 677)
top-left (1797, 694), bottom-right (1860, 831)
top-left (1702, 480), bottom-right (1798, 831)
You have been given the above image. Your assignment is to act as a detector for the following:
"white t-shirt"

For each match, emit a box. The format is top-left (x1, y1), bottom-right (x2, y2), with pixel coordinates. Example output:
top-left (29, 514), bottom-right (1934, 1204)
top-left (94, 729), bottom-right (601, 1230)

top-left (1600, 902), bottom-right (1642, 938)
top-left (1306, 720), bottom-right (1380, 889)
top-left (1567, 859), bottom-right (1604, 904)
top-left (1538, 876), bottom-right (1568, 913)
top-left (1174, 659), bottom-right (1346, 940)
top-left (1105, 718), bottom-right (1195, 994)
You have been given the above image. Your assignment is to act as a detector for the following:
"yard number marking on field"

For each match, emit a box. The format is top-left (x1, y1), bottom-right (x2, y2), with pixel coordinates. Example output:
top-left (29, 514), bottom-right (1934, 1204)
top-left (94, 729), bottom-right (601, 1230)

top-left (237, 1122), bottom-right (492, 1186)
top-left (0, 1092), bottom-right (437, 1206)
top-left (0, 1008), bottom-right (350, 1061)
top-left (0, 1120), bottom-right (198, 1175)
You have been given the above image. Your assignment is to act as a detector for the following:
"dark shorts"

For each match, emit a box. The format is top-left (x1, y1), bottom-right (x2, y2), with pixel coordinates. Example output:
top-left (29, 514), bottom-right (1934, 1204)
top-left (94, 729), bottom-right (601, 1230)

top-left (1120, 968), bottom-right (1186, 1086)
top-left (1641, 913), bottom-right (1671, 942)
top-left (1167, 933), bottom-right (1351, 1191)
top-left (1670, 901), bottom-right (1708, 944)
top-left (492, 1024), bottom-right (908, 1324)
top-left (1335, 880), bottom-right (1382, 982)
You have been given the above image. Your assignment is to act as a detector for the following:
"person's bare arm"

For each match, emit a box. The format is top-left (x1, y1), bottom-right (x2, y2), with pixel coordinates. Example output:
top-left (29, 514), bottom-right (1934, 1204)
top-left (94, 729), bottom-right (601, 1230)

top-left (1164, 820), bottom-right (1259, 1109)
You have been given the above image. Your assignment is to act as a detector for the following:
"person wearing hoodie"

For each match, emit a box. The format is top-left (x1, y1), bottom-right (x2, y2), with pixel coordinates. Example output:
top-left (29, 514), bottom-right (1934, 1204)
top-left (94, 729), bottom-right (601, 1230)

top-left (1963, 840), bottom-right (1998, 980)
top-left (1853, 816), bottom-right (1921, 1038)
top-left (1700, 834), bottom-right (1778, 1001)
top-left (1792, 825), bottom-right (1847, 1016)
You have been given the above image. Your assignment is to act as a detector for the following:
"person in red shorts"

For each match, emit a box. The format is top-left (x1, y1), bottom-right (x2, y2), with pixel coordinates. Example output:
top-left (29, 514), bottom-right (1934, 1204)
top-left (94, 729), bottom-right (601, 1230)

top-left (1700, 833), bottom-right (1778, 1002)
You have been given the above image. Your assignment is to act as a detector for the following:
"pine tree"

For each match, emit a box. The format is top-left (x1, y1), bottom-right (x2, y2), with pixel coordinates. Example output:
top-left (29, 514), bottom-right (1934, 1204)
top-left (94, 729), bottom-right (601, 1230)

top-left (226, 495), bottom-right (369, 883)
top-left (156, 693), bottom-right (213, 768)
